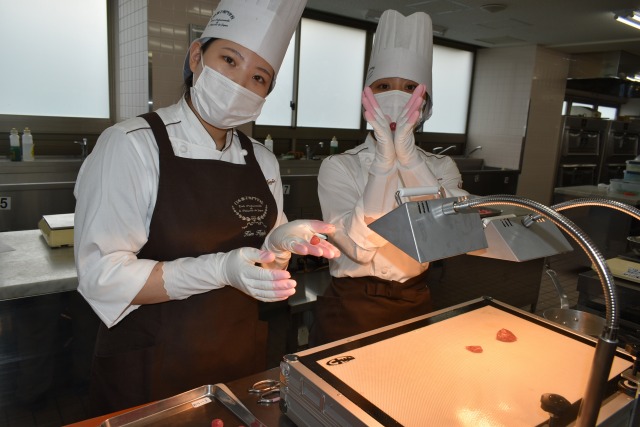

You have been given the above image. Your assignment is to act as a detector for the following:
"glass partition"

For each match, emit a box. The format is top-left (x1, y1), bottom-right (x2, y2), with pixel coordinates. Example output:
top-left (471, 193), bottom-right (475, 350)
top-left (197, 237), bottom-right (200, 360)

top-left (0, 1), bottom-right (109, 119)
top-left (297, 19), bottom-right (367, 129)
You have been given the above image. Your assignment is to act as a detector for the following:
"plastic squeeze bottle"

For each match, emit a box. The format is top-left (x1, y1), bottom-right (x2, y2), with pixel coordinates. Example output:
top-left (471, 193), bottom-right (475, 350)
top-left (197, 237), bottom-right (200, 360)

top-left (22, 128), bottom-right (34, 161)
top-left (330, 136), bottom-right (339, 155)
top-left (9, 128), bottom-right (21, 161)
top-left (264, 134), bottom-right (274, 152)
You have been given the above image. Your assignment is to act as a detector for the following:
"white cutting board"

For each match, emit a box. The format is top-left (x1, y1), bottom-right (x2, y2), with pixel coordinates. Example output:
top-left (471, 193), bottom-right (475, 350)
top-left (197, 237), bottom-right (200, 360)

top-left (317, 305), bottom-right (630, 427)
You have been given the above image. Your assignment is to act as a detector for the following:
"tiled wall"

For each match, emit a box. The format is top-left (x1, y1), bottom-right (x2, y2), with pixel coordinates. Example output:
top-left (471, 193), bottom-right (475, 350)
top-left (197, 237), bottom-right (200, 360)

top-left (466, 45), bottom-right (570, 204)
top-left (147, 1), bottom-right (219, 109)
top-left (518, 47), bottom-right (570, 204)
top-left (467, 46), bottom-right (536, 171)
top-left (116, 0), bottom-right (220, 121)
top-left (117, 0), bottom-right (149, 122)
top-left (115, 0), bottom-right (254, 135)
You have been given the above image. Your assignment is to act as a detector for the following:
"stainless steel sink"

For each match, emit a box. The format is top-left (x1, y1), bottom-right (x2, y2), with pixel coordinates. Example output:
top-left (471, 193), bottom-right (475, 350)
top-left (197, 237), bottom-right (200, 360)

top-left (453, 157), bottom-right (484, 171)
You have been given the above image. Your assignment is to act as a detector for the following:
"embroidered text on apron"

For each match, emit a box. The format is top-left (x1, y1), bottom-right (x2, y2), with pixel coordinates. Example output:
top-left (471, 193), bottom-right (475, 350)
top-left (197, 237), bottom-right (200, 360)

top-left (311, 271), bottom-right (432, 346)
top-left (88, 112), bottom-right (277, 415)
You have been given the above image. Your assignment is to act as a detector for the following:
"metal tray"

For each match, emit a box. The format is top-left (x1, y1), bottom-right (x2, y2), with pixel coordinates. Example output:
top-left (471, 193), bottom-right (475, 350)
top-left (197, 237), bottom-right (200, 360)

top-left (100, 383), bottom-right (267, 427)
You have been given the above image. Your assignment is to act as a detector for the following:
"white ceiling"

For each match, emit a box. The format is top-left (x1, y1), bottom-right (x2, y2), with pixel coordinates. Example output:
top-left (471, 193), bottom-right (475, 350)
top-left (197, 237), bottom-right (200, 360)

top-left (306, 0), bottom-right (640, 57)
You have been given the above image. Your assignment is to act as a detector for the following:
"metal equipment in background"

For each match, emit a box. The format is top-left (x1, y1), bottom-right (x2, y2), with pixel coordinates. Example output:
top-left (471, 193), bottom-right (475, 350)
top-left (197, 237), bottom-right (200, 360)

top-left (598, 120), bottom-right (640, 184)
top-left (556, 115), bottom-right (608, 187)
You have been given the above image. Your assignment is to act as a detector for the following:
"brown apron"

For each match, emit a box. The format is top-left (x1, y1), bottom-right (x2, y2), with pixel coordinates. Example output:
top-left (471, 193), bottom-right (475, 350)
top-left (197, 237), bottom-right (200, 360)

top-left (311, 271), bottom-right (432, 346)
top-left (88, 112), bottom-right (277, 416)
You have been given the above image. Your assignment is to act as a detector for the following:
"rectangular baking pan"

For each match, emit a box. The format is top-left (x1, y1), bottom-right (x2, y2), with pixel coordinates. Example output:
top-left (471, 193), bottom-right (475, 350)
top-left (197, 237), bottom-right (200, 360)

top-left (100, 383), bottom-right (267, 427)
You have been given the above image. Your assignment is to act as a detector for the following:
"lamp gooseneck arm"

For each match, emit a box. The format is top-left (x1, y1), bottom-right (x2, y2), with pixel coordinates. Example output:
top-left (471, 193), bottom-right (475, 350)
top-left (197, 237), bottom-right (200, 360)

top-left (446, 194), bottom-right (619, 427)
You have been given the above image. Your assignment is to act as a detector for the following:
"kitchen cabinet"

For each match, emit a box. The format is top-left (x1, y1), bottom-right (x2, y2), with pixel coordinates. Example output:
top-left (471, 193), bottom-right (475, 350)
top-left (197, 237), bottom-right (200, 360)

top-left (0, 158), bottom-right (82, 183)
top-left (0, 159), bottom-right (82, 232)
top-left (553, 185), bottom-right (640, 266)
top-left (460, 167), bottom-right (519, 195)
top-left (0, 159), bottom-right (326, 232)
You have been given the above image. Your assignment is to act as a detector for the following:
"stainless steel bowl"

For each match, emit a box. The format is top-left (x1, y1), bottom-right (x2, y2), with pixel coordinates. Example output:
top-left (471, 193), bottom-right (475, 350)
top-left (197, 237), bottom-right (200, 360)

top-left (627, 235), bottom-right (640, 256)
top-left (543, 308), bottom-right (605, 337)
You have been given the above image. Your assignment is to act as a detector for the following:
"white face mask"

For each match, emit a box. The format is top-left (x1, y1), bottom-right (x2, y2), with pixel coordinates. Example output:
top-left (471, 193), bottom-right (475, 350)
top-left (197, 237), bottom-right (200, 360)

top-left (190, 61), bottom-right (266, 129)
top-left (373, 90), bottom-right (426, 125)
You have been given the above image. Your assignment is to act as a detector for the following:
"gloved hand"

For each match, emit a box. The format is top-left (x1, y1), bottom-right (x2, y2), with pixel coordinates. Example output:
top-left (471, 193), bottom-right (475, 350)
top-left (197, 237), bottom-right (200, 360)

top-left (220, 248), bottom-right (296, 301)
top-left (263, 220), bottom-right (340, 263)
top-left (362, 87), bottom-right (396, 175)
top-left (394, 84), bottom-right (426, 168)
top-left (162, 247), bottom-right (296, 302)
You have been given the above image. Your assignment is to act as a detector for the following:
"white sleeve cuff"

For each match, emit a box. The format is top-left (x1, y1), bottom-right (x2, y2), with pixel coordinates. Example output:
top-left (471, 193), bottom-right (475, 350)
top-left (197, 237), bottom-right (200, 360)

top-left (348, 202), bottom-right (389, 249)
top-left (162, 254), bottom-right (226, 300)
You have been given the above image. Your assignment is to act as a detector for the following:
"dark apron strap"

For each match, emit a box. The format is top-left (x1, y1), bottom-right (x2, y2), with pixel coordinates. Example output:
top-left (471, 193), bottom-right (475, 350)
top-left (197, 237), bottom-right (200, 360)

top-left (139, 112), bottom-right (174, 160)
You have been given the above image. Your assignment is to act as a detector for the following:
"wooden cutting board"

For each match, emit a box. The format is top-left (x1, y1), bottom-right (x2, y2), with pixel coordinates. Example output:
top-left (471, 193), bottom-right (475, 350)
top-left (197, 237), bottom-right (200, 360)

top-left (317, 305), bottom-right (631, 426)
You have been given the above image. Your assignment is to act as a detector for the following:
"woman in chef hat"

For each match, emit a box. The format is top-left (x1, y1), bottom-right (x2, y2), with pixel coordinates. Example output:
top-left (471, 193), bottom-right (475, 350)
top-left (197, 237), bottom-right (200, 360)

top-left (312, 10), bottom-right (468, 345)
top-left (74, 0), bottom-right (339, 415)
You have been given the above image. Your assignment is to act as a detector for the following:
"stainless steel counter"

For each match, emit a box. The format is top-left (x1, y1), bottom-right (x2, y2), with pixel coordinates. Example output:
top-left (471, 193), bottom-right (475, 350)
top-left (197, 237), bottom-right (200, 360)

top-left (0, 229), bottom-right (77, 300)
top-left (554, 185), bottom-right (640, 205)
top-left (0, 158), bottom-right (83, 183)
top-left (0, 229), bottom-right (329, 311)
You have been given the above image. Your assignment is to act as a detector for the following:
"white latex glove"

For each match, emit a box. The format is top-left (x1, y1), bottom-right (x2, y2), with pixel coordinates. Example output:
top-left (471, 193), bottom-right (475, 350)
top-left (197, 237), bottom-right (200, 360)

top-left (394, 84), bottom-right (427, 169)
top-left (362, 87), bottom-right (396, 175)
top-left (162, 247), bottom-right (296, 302)
top-left (263, 220), bottom-right (340, 265)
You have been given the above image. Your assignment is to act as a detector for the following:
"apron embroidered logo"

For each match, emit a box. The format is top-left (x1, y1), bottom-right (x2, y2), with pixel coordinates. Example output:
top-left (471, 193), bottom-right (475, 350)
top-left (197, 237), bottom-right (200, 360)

top-left (232, 196), bottom-right (269, 237)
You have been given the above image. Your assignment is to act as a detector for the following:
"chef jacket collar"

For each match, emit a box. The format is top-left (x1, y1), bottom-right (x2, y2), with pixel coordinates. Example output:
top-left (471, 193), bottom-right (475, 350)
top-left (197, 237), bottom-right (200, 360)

top-left (179, 97), bottom-right (233, 152)
top-left (363, 133), bottom-right (377, 154)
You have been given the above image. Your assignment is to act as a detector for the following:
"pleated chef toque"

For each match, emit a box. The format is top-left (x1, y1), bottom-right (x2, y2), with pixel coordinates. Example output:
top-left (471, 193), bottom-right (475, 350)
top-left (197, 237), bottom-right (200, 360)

top-left (365, 10), bottom-right (434, 118)
top-left (183, 0), bottom-right (306, 81)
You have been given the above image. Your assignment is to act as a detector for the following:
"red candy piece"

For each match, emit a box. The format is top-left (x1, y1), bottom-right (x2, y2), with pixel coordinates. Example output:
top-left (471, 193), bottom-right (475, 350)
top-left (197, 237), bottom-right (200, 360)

top-left (390, 122), bottom-right (397, 131)
top-left (310, 235), bottom-right (320, 245)
top-left (211, 419), bottom-right (224, 427)
top-left (465, 345), bottom-right (483, 353)
top-left (496, 328), bottom-right (517, 342)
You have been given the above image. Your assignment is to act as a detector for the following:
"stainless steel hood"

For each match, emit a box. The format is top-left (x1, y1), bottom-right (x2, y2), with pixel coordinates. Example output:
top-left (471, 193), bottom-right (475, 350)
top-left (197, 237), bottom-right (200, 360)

top-left (567, 51), bottom-right (640, 99)
top-left (368, 197), bottom-right (488, 263)
top-left (467, 214), bottom-right (574, 262)
top-left (569, 51), bottom-right (640, 80)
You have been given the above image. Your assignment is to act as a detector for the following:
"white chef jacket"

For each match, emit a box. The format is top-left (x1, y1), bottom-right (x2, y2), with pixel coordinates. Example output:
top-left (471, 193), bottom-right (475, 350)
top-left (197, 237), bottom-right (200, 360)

top-left (74, 98), bottom-right (286, 327)
top-left (317, 134), bottom-right (468, 283)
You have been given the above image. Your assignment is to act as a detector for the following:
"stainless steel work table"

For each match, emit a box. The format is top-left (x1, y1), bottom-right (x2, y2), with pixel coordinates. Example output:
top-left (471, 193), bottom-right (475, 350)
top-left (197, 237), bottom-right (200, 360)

top-left (0, 229), bottom-right (77, 301)
top-left (0, 228), bottom-right (330, 305)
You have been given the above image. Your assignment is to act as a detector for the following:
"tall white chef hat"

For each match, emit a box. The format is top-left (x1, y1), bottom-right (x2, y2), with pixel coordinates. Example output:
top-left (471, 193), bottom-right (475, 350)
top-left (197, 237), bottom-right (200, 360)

top-left (365, 10), bottom-right (434, 119)
top-left (183, 0), bottom-right (306, 84)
